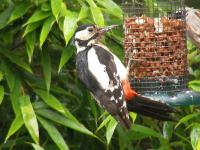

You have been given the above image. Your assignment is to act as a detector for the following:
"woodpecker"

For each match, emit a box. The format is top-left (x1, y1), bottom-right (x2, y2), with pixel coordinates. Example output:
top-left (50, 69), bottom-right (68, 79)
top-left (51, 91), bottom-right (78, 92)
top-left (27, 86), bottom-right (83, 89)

top-left (73, 24), bottom-right (176, 129)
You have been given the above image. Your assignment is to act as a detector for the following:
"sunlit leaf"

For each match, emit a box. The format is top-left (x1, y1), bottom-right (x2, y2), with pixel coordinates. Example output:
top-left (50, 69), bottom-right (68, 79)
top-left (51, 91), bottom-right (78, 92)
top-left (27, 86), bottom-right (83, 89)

top-left (197, 138), bottom-right (200, 150)
top-left (40, 16), bottom-right (55, 48)
top-left (96, 115), bottom-right (112, 132)
top-left (191, 125), bottom-right (200, 150)
top-left (37, 109), bottom-right (97, 138)
top-left (41, 48), bottom-right (51, 92)
top-left (96, 0), bottom-right (122, 19)
top-left (8, 2), bottom-right (31, 23)
top-left (31, 143), bottom-right (45, 150)
top-left (5, 115), bottom-right (24, 142)
top-left (24, 10), bottom-right (51, 26)
top-left (20, 95), bottom-right (39, 144)
top-left (129, 112), bottom-right (137, 124)
top-left (63, 10), bottom-right (77, 45)
top-left (51, 0), bottom-right (62, 21)
top-left (189, 80), bottom-right (200, 92)
top-left (25, 31), bottom-right (36, 63)
top-left (59, 2), bottom-right (68, 18)
top-left (38, 116), bottom-right (69, 150)
top-left (58, 46), bottom-right (75, 72)
top-left (0, 3), bottom-right (14, 29)
top-left (87, 0), bottom-right (104, 26)
top-left (78, 5), bottom-right (89, 21)
top-left (0, 85), bottom-right (4, 104)
top-left (106, 117), bottom-right (117, 145)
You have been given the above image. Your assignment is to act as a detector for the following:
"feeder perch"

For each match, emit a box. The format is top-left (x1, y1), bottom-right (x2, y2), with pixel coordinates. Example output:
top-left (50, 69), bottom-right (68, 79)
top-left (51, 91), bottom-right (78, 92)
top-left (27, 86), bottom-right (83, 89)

top-left (121, 0), bottom-right (200, 106)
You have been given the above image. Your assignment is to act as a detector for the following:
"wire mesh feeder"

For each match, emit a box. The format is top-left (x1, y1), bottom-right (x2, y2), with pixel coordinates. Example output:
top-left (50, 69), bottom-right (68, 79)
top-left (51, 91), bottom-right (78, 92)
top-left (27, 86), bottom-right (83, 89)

top-left (121, 0), bottom-right (200, 106)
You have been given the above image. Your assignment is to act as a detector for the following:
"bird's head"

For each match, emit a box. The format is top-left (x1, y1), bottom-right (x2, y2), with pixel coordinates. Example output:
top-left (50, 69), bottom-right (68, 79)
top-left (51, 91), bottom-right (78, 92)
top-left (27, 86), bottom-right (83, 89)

top-left (73, 24), bottom-right (118, 51)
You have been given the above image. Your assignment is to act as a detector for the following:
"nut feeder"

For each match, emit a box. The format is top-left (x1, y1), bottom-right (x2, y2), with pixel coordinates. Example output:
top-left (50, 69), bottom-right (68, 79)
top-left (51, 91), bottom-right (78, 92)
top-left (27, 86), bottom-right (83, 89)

top-left (121, 0), bottom-right (200, 106)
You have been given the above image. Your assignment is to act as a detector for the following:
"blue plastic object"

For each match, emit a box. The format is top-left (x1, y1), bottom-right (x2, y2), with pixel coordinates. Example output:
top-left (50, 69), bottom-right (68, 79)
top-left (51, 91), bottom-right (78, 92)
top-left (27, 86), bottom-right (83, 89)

top-left (143, 90), bottom-right (200, 107)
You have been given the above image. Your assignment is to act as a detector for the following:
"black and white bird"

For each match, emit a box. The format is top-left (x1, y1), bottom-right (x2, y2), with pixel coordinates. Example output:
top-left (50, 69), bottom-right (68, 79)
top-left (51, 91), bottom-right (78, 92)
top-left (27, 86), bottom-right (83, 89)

top-left (73, 24), bottom-right (176, 129)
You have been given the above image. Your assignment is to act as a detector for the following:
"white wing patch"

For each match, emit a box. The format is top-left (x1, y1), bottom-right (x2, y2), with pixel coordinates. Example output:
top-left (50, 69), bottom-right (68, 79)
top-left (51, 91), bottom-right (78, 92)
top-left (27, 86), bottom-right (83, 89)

top-left (88, 48), bottom-right (110, 89)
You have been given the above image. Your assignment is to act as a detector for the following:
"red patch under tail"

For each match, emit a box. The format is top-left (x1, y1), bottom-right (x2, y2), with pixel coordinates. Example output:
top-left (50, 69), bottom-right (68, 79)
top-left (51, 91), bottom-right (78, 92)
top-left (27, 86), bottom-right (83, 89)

top-left (121, 80), bottom-right (138, 101)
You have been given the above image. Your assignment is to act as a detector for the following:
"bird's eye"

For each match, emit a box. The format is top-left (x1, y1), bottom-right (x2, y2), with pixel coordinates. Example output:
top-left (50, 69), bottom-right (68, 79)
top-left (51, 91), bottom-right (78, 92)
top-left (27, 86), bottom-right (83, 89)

top-left (88, 28), bottom-right (94, 32)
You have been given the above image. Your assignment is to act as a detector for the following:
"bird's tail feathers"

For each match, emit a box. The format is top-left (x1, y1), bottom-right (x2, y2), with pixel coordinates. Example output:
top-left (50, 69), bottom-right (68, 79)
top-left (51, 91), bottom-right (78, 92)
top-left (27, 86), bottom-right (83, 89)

top-left (127, 95), bottom-right (177, 121)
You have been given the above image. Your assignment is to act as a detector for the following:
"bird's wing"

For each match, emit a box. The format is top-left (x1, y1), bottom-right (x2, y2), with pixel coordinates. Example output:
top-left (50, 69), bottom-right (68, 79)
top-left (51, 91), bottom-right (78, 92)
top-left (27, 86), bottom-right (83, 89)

top-left (86, 45), bottom-right (131, 128)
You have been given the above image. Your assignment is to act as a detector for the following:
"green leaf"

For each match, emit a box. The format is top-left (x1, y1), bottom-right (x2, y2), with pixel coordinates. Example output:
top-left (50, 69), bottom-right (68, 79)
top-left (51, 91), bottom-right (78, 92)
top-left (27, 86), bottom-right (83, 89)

top-left (0, 49), bottom-right (32, 73)
top-left (163, 122), bottom-right (173, 141)
top-left (34, 89), bottom-right (77, 122)
top-left (63, 11), bottom-right (77, 45)
top-left (96, 115), bottom-right (112, 132)
top-left (0, 4), bottom-right (14, 30)
top-left (58, 46), bottom-right (75, 72)
top-left (24, 10), bottom-right (51, 26)
top-left (1, 61), bottom-right (15, 91)
top-left (5, 115), bottom-right (24, 142)
top-left (41, 3), bottom-right (51, 12)
top-left (0, 85), bottom-right (4, 104)
top-left (189, 80), bottom-right (200, 92)
top-left (88, 92), bottom-right (98, 124)
top-left (31, 143), bottom-right (45, 150)
top-left (129, 112), bottom-right (137, 124)
top-left (40, 16), bottom-right (55, 47)
top-left (0, 71), bottom-right (4, 82)
top-left (59, 2), bottom-right (68, 18)
top-left (23, 21), bottom-right (42, 37)
top-left (19, 95), bottom-right (39, 144)
top-left (38, 116), bottom-right (69, 150)
top-left (25, 31), bottom-right (36, 63)
top-left (198, 138), bottom-right (200, 150)
top-left (90, 6), bottom-right (104, 26)
top-left (117, 127), bottom-right (135, 150)
top-left (175, 112), bottom-right (200, 128)
top-left (8, 2), bottom-right (31, 23)
top-left (131, 124), bottom-right (163, 138)
top-left (51, 0), bottom-right (62, 21)
top-left (106, 117), bottom-right (117, 145)
top-left (41, 48), bottom-right (51, 92)
top-left (78, 5), bottom-right (89, 21)
top-left (37, 109), bottom-right (97, 138)
top-left (10, 77), bottom-right (22, 115)
top-left (86, 0), bottom-right (104, 26)
top-left (191, 125), bottom-right (200, 150)
top-left (35, 89), bottom-right (64, 113)
top-left (96, 0), bottom-right (122, 19)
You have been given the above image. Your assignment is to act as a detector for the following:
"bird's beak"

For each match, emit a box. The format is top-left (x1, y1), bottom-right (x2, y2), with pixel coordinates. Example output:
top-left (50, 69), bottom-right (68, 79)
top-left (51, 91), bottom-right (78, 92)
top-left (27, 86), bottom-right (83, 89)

top-left (98, 25), bottom-right (119, 35)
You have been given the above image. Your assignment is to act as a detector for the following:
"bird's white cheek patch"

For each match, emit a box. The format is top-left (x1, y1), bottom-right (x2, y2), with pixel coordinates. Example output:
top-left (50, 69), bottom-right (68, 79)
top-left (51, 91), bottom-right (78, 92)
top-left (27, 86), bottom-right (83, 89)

top-left (75, 28), bottom-right (95, 41)
top-left (88, 49), bottom-right (110, 89)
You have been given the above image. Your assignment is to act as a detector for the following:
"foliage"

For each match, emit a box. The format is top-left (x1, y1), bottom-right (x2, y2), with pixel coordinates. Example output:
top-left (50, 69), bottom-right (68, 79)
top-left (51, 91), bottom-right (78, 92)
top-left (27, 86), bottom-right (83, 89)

top-left (0, 0), bottom-right (199, 150)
